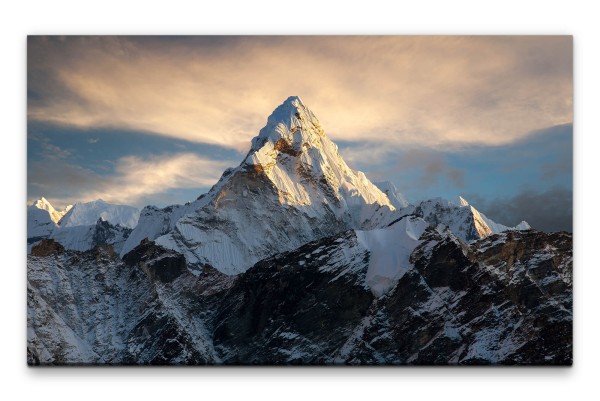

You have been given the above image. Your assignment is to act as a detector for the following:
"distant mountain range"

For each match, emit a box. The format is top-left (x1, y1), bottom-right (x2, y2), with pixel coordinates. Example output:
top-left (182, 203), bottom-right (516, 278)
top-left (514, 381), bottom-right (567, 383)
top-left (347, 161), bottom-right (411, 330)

top-left (27, 198), bottom-right (138, 253)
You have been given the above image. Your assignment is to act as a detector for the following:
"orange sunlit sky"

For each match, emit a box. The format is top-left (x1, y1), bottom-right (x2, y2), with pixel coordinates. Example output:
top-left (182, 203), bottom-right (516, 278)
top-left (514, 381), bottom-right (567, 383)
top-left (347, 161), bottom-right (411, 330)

top-left (27, 36), bottom-right (573, 231)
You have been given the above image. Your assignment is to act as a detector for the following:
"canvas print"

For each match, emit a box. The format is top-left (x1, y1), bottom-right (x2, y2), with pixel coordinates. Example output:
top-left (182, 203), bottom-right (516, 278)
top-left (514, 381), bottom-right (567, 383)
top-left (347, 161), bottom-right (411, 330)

top-left (27, 36), bottom-right (573, 365)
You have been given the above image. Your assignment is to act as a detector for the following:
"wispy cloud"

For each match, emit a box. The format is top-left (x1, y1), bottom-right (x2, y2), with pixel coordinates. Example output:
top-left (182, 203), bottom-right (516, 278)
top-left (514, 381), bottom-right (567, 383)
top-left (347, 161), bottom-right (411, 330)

top-left (28, 152), bottom-right (234, 208)
top-left (466, 188), bottom-right (573, 232)
top-left (103, 153), bottom-right (232, 204)
top-left (29, 132), bottom-right (73, 160)
top-left (395, 149), bottom-right (466, 190)
top-left (28, 36), bottom-right (572, 151)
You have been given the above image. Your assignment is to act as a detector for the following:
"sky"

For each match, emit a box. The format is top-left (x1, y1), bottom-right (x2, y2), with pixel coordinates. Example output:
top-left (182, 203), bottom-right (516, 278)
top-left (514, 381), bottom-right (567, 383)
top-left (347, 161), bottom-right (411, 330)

top-left (27, 35), bottom-right (573, 232)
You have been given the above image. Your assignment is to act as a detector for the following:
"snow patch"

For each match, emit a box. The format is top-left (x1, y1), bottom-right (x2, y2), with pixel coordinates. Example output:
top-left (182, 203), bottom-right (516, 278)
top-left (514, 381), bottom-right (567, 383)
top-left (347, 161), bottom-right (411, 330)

top-left (59, 199), bottom-right (139, 229)
top-left (356, 216), bottom-right (429, 297)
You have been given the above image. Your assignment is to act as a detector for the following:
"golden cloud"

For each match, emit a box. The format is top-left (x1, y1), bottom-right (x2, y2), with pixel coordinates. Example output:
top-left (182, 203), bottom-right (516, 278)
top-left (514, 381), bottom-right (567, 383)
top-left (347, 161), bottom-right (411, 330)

top-left (28, 152), bottom-right (233, 207)
top-left (28, 36), bottom-right (572, 151)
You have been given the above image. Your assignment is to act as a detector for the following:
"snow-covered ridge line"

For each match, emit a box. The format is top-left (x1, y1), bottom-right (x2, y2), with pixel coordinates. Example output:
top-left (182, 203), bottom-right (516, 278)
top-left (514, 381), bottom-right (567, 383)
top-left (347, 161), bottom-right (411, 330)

top-left (374, 181), bottom-right (410, 209)
top-left (415, 196), bottom-right (530, 243)
top-left (356, 216), bottom-right (429, 297)
top-left (27, 197), bottom-right (140, 253)
top-left (58, 199), bottom-right (139, 229)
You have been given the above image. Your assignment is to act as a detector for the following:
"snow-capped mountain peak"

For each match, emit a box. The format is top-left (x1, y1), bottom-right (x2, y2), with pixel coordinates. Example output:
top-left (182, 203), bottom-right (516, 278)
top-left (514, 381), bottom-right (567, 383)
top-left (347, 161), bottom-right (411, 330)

top-left (58, 199), bottom-right (140, 229)
top-left (248, 96), bottom-right (324, 153)
top-left (451, 195), bottom-right (470, 207)
top-left (415, 196), bottom-right (530, 242)
top-left (32, 197), bottom-right (53, 211)
top-left (28, 197), bottom-right (74, 244)
top-left (30, 197), bottom-right (72, 224)
top-left (240, 96), bottom-right (394, 218)
top-left (138, 96), bottom-right (400, 273)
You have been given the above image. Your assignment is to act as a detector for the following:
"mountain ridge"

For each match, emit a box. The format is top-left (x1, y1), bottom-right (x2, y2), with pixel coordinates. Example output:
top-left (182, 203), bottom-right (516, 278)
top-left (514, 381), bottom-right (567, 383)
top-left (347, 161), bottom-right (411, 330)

top-left (27, 197), bottom-right (139, 253)
top-left (28, 98), bottom-right (532, 270)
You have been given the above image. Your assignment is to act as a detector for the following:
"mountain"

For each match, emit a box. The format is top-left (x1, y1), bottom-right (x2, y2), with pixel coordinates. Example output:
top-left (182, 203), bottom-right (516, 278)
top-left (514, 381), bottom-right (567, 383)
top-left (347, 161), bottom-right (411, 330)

top-left (374, 181), bottom-right (410, 209)
top-left (123, 97), bottom-right (531, 274)
top-left (58, 199), bottom-right (140, 229)
top-left (27, 197), bottom-right (139, 253)
top-left (27, 204), bottom-right (56, 241)
top-left (27, 223), bottom-right (571, 365)
top-left (31, 197), bottom-right (72, 223)
top-left (120, 197), bottom-right (211, 257)
top-left (27, 197), bottom-right (72, 248)
top-left (213, 227), bottom-right (571, 364)
top-left (415, 197), bottom-right (530, 242)
top-left (27, 96), bottom-right (568, 366)
top-left (127, 96), bottom-right (398, 274)
top-left (49, 218), bottom-right (132, 254)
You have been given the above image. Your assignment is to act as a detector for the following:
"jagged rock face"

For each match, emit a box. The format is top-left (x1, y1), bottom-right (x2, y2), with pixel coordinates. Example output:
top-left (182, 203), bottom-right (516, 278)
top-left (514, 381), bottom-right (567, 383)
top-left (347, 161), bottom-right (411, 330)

top-left (211, 229), bottom-right (571, 365)
top-left (385, 229), bottom-right (571, 365)
top-left (123, 239), bottom-right (187, 283)
top-left (27, 243), bottom-right (231, 365)
top-left (27, 226), bottom-right (571, 365)
top-left (30, 239), bottom-right (65, 257)
top-left (212, 231), bottom-right (374, 363)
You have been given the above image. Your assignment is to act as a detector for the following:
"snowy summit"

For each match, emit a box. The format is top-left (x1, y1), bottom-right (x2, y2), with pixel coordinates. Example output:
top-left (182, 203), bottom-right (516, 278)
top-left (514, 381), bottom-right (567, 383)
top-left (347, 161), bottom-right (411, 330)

top-left (129, 96), bottom-right (399, 273)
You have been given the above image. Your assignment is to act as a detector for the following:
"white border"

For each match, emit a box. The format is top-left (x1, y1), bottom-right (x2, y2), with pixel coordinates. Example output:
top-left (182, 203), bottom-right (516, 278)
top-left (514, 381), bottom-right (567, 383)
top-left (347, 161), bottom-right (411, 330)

top-left (3, 1), bottom-right (598, 400)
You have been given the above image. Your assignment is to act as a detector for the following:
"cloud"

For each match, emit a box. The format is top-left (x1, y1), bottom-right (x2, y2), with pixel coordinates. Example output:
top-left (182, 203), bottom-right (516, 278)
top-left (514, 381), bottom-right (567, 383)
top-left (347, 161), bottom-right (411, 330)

top-left (395, 149), bottom-right (466, 190)
top-left (28, 159), bottom-right (101, 200)
top-left (29, 132), bottom-right (73, 160)
top-left (337, 143), bottom-right (396, 167)
top-left (28, 152), bottom-right (234, 208)
top-left (541, 157), bottom-right (572, 180)
top-left (447, 168), bottom-right (466, 188)
top-left (467, 188), bottom-right (573, 233)
top-left (28, 36), bottom-right (572, 151)
top-left (103, 153), bottom-right (232, 205)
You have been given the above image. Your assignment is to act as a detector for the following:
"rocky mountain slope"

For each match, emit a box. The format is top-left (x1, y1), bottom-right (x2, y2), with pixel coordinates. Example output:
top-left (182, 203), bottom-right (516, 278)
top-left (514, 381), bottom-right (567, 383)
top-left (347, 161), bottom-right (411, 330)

top-left (27, 222), bottom-right (571, 365)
